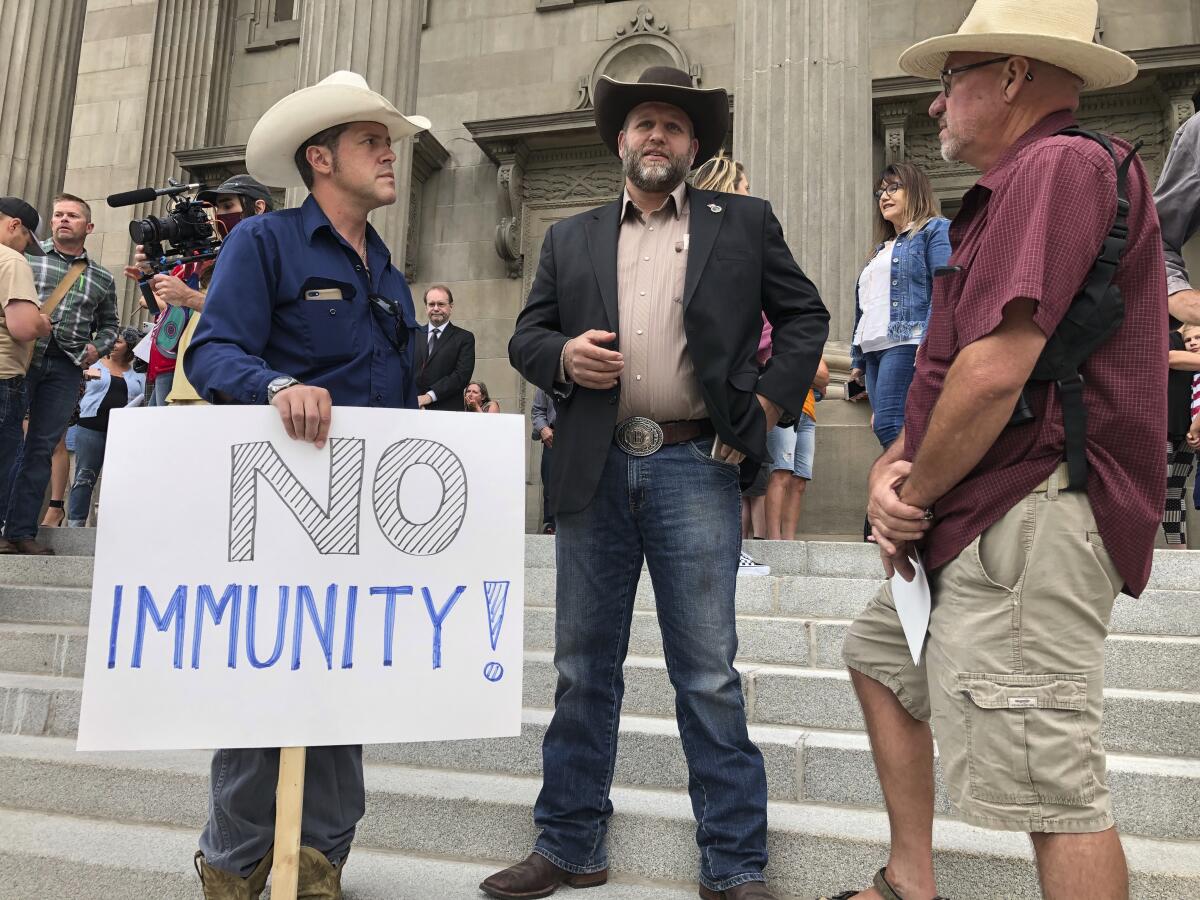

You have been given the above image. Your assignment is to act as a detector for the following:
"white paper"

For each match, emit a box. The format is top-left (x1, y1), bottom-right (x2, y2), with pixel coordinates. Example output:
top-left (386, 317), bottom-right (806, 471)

top-left (131, 331), bottom-right (153, 363)
top-left (890, 550), bottom-right (931, 665)
top-left (77, 406), bottom-right (525, 751)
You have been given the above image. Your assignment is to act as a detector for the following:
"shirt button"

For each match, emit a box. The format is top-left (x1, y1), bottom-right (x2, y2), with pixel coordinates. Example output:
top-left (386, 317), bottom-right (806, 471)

top-left (892, 280), bottom-right (898, 286)
top-left (636, 329), bottom-right (644, 335)
top-left (643, 256), bottom-right (651, 261)
top-left (893, 258), bottom-right (899, 263)
top-left (329, 309), bottom-right (336, 315)
top-left (649, 226), bottom-right (655, 231)
top-left (892, 301), bottom-right (899, 307)
top-left (640, 291), bottom-right (646, 296)
top-left (374, 393), bottom-right (382, 401)
top-left (355, 264), bottom-right (363, 272)
top-left (635, 375), bottom-right (642, 381)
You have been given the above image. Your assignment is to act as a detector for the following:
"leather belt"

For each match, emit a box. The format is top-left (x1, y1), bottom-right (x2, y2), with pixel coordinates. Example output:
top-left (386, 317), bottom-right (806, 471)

top-left (614, 416), bottom-right (716, 457)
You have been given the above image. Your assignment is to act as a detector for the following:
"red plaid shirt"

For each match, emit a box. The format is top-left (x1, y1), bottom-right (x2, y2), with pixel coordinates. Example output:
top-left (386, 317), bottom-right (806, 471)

top-left (904, 111), bottom-right (1167, 596)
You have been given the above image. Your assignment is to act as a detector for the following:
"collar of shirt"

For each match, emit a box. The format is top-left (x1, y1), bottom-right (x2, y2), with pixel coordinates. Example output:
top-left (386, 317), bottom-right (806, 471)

top-left (621, 180), bottom-right (688, 223)
top-left (976, 109), bottom-right (1078, 193)
top-left (427, 323), bottom-right (444, 337)
top-left (42, 240), bottom-right (89, 265)
top-left (298, 194), bottom-right (391, 271)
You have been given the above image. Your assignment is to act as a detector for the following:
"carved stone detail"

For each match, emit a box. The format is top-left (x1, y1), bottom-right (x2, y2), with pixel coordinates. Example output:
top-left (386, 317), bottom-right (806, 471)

top-left (524, 163), bottom-right (623, 204)
top-left (1158, 71), bottom-right (1200, 136)
top-left (494, 143), bottom-right (529, 279)
top-left (576, 4), bottom-right (697, 109)
top-left (876, 101), bottom-right (913, 166)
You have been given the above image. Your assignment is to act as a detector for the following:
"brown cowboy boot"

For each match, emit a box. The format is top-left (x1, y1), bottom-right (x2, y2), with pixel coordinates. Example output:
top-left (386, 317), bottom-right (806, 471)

top-left (193, 848), bottom-right (272, 900)
top-left (296, 845), bottom-right (348, 900)
top-left (699, 882), bottom-right (777, 900)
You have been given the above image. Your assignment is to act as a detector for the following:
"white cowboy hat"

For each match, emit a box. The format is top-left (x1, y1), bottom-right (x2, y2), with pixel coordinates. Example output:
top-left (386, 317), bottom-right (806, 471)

top-left (898, 0), bottom-right (1137, 92)
top-left (246, 70), bottom-right (432, 188)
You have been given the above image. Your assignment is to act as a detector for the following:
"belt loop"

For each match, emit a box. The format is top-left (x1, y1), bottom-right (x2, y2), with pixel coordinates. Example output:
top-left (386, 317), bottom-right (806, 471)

top-left (1046, 467), bottom-right (1060, 501)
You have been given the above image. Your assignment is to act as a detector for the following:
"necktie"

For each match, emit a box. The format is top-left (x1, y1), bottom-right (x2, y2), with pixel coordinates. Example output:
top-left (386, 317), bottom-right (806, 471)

top-left (428, 327), bottom-right (440, 355)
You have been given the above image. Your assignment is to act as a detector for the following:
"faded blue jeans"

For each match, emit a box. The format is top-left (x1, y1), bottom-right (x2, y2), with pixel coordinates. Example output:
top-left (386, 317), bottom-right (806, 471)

top-left (1, 348), bottom-right (81, 540)
top-left (863, 343), bottom-right (919, 449)
top-left (67, 425), bottom-right (106, 526)
top-left (533, 439), bottom-right (769, 892)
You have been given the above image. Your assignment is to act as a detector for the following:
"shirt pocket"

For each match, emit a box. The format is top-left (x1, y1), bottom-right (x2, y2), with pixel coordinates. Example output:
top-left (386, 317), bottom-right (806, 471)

top-left (297, 277), bottom-right (359, 365)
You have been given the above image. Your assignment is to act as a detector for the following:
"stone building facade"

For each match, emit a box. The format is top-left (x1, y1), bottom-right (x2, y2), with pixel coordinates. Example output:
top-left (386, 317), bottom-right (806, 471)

top-left (2, 0), bottom-right (1197, 532)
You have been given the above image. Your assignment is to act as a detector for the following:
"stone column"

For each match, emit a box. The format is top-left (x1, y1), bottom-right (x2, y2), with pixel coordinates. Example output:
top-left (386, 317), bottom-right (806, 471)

top-left (294, 0), bottom-right (423, 269)
top-left (135, 0), bottom-right (235, 197)
top-left (733, 0), bottom-right (872, 348)
top-left (123, 0), bottom-right (234, 320)
top-left (0, 0), bottom-right (87, 219)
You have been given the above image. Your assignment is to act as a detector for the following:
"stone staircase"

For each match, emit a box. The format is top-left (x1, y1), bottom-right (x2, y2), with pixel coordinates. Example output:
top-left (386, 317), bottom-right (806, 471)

top-left (2, 530), bottom-right (1200, 899)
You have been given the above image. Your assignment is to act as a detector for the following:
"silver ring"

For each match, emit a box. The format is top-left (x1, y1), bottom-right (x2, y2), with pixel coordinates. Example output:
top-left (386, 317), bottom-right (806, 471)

top-left (615, 417), bottom-right (664, 457)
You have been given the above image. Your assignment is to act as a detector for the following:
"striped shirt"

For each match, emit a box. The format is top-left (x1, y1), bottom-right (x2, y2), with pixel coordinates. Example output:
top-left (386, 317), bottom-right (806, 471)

top-left (27, 239), bottom-right (119, 366)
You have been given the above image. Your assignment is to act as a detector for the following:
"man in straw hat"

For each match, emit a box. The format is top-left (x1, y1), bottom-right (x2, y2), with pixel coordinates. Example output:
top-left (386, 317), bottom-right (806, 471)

top-left (834, 2), bottom-right (1165, 899)
top-left (185, 71), bottom-right (429, 899)
top-left (486, 66), bottom-right (829, 900)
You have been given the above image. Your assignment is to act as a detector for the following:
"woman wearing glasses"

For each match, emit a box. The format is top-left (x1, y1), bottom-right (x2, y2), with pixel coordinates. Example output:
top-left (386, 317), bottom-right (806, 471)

top-left (849, 163), bottom-right (950, 458)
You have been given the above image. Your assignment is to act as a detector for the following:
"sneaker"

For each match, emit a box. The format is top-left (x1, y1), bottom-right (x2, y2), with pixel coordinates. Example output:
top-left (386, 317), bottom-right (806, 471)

top-left (737, 549), bottom-right (770, 577)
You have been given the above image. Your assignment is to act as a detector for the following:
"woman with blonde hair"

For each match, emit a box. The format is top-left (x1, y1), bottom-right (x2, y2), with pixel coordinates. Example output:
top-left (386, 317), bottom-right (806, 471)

top-left (850, 162), bottom-right (950, 453)
top-left (692, 151), bottom-right (747, 195)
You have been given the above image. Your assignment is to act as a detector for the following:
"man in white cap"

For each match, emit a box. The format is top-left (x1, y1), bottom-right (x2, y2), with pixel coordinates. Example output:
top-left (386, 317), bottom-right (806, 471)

top-left (832, 2), bottom-right (1165, 899)
top-left (185, 71), bottom-right (429, 900)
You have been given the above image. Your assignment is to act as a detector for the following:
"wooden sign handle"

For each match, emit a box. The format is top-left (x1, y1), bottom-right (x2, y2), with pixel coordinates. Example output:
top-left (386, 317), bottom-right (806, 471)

top-left (272, 746), bottom-right (307, 900)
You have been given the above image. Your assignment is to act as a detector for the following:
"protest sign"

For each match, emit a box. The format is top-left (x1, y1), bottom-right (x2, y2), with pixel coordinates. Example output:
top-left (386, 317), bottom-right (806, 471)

top-left (77, 406), bottom-right (525, 752)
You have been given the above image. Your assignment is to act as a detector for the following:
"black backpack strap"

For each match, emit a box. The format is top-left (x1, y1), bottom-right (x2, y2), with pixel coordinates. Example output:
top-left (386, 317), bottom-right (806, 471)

top-left (1040, 128), bottom-right (1141, 489)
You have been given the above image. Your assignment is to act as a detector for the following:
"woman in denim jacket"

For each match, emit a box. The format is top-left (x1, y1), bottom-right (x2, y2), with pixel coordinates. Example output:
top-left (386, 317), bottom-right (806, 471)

top-left (850, 162), bottom-right (950, 450)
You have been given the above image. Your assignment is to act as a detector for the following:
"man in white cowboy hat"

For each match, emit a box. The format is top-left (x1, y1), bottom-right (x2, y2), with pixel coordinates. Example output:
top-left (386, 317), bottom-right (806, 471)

top-left (185, 71), bottom-right (429, 900)
top-left (833, 2), bottom-right (1166, 899)
top-left (484, 66), bottom-right (828, 900)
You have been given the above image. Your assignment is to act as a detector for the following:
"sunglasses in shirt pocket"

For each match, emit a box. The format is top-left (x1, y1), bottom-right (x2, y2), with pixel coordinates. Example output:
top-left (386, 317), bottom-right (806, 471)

top-left (925, 264), bottom-right (967, 361)
top-left (298, 277), bottom-right (359, 364)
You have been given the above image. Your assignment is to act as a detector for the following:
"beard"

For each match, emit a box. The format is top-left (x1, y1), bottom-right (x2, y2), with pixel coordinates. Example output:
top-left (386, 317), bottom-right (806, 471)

top-left (623, 144), bottom-right (691, 194)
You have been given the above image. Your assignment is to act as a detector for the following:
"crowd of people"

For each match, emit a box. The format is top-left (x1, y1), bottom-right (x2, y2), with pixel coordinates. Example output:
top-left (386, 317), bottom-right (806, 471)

top-left (0, 0), bottom-right (1194, 897)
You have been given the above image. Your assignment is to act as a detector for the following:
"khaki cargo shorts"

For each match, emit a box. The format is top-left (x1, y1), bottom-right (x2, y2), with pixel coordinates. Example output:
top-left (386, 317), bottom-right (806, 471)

top-left (843, 465), bottom-right (1125, 833)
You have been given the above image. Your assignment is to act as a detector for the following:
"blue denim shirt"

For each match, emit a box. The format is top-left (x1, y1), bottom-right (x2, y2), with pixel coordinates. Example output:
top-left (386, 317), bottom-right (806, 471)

top-left (851, 217), bottom-right (951, 371)
top-left (186, 194), bottom-right (418, 408)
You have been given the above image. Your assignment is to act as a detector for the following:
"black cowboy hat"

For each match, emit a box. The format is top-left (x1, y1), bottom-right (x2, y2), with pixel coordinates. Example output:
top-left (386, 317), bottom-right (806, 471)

top-left (593, 66), bottom-right (729, 165)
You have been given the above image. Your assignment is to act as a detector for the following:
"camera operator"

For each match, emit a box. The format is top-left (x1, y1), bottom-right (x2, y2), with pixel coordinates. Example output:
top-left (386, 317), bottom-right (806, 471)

top-left (125, 175), bottom-right (275, 405)
top-left (124, 175), bottom-right (275, 406)
top-left (185, 71), bottom-right (428, 896)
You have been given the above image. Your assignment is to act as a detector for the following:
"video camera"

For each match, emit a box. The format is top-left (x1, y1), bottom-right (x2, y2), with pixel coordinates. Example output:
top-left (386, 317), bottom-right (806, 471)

top-left (106, 179), bottom-right (224, 314)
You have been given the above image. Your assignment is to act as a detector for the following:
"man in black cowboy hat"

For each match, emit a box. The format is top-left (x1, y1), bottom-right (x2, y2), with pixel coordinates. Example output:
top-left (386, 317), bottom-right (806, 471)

top-left (485, 66), bottom-right (828, 900)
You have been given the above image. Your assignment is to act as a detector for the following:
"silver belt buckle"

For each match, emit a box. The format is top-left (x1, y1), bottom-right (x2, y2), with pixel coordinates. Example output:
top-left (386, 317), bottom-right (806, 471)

top-left (615, 416), bottom-right (664, 457)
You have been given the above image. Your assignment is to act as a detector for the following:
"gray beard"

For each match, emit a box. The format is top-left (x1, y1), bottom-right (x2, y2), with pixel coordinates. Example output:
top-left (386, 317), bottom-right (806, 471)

top-left (623, 148), bottom-right (689, 194)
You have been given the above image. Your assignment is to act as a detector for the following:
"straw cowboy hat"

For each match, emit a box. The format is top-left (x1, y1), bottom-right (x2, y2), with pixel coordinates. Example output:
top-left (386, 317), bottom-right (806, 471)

top-left (246, 70), bottom-right (431, 188)
top-left (898, 0), bottom-right (1137, 92)
top-left (593, 66), bottom-right (729, 165)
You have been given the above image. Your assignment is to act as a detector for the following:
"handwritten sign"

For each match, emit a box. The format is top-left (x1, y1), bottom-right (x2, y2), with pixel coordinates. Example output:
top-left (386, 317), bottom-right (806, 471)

top-left (76, 406), bottom-right (525, 751)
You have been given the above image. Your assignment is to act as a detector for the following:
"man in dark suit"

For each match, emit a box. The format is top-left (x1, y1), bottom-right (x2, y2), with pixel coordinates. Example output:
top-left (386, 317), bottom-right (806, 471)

top-left (481, 67), bottom-right (828, 900)
top-left (415, 283), bottom-right (475, 411)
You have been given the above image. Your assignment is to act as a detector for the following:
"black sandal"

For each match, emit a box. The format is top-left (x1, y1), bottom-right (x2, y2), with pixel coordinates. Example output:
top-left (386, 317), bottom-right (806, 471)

top-left (818, 867), bottom-right (950, 900)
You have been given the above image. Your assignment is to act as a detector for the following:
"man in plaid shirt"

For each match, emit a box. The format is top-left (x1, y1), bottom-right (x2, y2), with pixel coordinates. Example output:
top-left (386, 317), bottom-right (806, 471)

top-left (0, 193), bottom-right (118, 555)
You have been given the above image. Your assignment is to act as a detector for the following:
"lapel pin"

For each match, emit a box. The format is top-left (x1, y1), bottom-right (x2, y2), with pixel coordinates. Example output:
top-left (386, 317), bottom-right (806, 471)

top-left (708, 203), bottom-right (723, 214)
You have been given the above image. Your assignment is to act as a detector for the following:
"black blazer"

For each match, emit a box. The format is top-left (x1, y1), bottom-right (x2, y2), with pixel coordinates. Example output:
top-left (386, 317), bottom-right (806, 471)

top-left (415, 321), bottom-right (475, 412)
top-left (510, 187), bottom-right (829, 516)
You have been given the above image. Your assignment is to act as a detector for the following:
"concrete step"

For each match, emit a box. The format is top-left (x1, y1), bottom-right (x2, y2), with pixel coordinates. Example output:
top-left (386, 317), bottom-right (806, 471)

top-left (0, 584), bottom-right (90, 625)
top-left (3, 646), bottom-right (1197, 759)
top-left (0, 623), bottom-right (87, 677)
top-left (523, 606), bottom-right (1200, 691)
top-left (0, 737), bottom-right (1194, 899)
top-left (519, 652), bottom-right (1200, 759)
top-left (0, 552), bottom-right (92, 588)
top-left (370, 710), bottom-right (1200, 842)
top-left (0, 807), bottom-right (701, 900)
top-left (33, 525), bottom-right (97, 556)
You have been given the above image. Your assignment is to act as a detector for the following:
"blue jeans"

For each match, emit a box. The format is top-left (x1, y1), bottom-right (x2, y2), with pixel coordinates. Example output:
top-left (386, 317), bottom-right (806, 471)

top-left (67, 426), bottom-right (106, 526)
top-left (199, 746), bottom-right (364, 876)
top-left (0, 376), bottom-right (27, 530)
top-left (533, 440), bottom-right (768, 892)
top-left (863, 343), bottom-right (919, 449)
top-left (1, 350), bottom-right (81, 540)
